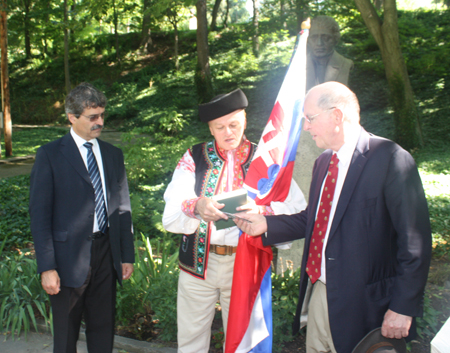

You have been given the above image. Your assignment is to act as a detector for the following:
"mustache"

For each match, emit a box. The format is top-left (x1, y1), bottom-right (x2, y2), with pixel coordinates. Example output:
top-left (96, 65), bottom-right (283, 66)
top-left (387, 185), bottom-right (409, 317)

top-left (91, 124), bottom-right (103, 130)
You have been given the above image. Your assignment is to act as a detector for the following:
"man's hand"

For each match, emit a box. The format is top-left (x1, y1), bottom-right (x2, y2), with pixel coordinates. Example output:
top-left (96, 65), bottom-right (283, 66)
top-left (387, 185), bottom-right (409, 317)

top-left (195, 197), bottom-right (227, 222)
top-left (236, 199), bottom-right (260, 214)
top-left (381, 309), bottom-right (412, 339)
top-left (233, 213), bottom-right (268, 236)
top-left (122, 263), bottom-right (134, 280)
top-left (41, 269), bottom-right (61, 295)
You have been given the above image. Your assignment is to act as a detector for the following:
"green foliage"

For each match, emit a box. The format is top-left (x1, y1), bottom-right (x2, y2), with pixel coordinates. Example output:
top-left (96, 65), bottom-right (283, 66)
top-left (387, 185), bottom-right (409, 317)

top-left (1, 127), bottom-right (68, 158)
top-left (414, 145), bottom-right (450, 261)
top-left (428, 196), bottom-right (450, 260)
top-left (116, 234), bottom-right (179, 341)
top-left (417, 288), bottom-right (441, 338)
top-left (159, 111), bottom-right (186, 135)
top-left (0, 250), bottom-right (51, 339)
top-left (2, 7), bottom-right (450, 347)
top-left (271, 268), bottom-right (301, 351)
top-left (211, 329), bottom-right (225, 349)
top-left (0, 175), bottom-right (32, 248)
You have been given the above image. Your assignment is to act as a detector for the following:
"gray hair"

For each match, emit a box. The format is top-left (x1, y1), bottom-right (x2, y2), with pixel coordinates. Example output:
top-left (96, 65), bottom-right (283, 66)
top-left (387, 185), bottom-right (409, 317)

top-left (311, 16), bottom-right (341, 44)
top-left (65, 82), bottom-right (107, 118)
top-left (315, 82), bottom-right (360, 124)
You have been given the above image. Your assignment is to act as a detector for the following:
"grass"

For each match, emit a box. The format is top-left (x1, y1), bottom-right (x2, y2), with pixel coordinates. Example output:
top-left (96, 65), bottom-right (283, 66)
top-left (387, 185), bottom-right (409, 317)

top-left (1, 127), bottom-right (68, 159)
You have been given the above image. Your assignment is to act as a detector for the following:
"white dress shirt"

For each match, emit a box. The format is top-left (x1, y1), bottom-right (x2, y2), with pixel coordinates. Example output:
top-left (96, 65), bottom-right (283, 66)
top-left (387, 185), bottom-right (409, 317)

top-left (70, 128), bottom-right (108, 232)
top-left (318, 125), bottom-right (361, 283)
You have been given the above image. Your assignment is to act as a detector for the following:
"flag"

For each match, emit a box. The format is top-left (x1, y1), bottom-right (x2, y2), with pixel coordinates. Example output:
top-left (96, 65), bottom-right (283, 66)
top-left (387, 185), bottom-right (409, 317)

top-left (225, 28), bottom-right (309, 353)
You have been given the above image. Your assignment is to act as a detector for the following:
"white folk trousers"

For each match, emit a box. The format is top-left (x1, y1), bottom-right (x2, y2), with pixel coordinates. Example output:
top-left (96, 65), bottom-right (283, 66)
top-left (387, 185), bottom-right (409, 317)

top-left (177, 252), bottom-right (236, 353)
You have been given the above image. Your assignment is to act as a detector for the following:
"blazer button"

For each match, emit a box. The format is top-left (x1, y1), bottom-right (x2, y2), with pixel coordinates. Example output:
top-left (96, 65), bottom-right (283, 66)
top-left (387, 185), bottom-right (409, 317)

top-left (328, 258), bottom-right (335, 261)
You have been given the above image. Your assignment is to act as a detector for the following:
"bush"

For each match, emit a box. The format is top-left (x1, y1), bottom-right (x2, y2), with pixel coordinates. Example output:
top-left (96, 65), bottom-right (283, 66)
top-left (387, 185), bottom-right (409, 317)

top-left (0, 244), bottom-right (51, 339)
top-left (116, 234), bottom-right (179, 341)
top-left (271, 267), bottom-right (301, 351)
top-left (0, 175), bottom-right (32, 248)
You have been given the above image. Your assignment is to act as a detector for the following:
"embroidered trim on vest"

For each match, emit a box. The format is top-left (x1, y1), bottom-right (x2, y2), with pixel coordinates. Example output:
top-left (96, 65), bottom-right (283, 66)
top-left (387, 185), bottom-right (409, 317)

top-left (179, 140), bottom-right (255, 280)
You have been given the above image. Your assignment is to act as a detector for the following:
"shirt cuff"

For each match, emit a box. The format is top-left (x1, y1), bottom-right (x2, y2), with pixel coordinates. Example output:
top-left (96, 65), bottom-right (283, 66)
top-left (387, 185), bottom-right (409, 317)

top-left (182, 197), bottom-right (201, 218)
top-left (259, 205), bottom-right (274, 216)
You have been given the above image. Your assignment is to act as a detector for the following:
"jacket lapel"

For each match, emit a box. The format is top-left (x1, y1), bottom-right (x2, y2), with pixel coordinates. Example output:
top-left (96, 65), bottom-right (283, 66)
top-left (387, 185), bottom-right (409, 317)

top-left (324, 51), bottom-right (341, 82)
top-left (98, 139), bottom-right (112, 207)
top-left (60, 134), bottom-right (91, 186)
top-left (328, 128), bottom-right (370, 239)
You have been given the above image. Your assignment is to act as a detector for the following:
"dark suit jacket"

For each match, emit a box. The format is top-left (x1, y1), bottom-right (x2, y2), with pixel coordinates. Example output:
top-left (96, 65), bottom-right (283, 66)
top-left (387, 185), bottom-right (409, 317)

top-left (264, 129), bottom-right (431, 353)
top-left (29, 133), bottom-right (134, 288)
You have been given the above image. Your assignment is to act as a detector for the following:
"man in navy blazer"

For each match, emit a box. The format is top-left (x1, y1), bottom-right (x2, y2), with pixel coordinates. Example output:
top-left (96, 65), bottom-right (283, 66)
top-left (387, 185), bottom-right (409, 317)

top-left (235, 82), bottom-right (431, 353)
top-left (29, 83), bottom-right (135, 353)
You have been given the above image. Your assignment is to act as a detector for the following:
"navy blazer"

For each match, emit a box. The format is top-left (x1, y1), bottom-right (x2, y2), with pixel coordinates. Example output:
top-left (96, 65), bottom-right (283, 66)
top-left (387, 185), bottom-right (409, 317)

top-left (29, 133), bottom-right (134, 288)
top-left (264, 129), bottom-right (431, 353)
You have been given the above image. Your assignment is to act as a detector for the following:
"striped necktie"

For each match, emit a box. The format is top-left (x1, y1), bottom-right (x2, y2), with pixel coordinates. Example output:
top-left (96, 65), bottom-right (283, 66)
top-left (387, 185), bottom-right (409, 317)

top-left (84, 142), bottom-right (108, 233)
top-left (306, 153), bottom-right (339, 284)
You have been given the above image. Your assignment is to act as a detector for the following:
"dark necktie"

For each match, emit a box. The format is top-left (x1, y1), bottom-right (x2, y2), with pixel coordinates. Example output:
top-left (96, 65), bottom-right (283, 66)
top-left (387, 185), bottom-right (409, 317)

top-left (84, 142), bottom-right (108, 233)
top-left (306, 154), bottom-right (339, 284)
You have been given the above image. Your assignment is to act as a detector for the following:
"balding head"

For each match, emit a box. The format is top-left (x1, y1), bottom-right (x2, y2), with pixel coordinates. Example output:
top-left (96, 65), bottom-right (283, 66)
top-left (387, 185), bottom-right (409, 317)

top-left (306, 82), bottom-right (360, 124)
top-left (303, 82), bottom-right (360, 151)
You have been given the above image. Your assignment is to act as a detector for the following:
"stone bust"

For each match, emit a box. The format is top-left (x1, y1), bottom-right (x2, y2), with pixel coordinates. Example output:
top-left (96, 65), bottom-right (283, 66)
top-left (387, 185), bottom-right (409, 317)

top-left (276, 17), bottom-right (355, 275)
top-left (306, 16), bottom-right (354, 91)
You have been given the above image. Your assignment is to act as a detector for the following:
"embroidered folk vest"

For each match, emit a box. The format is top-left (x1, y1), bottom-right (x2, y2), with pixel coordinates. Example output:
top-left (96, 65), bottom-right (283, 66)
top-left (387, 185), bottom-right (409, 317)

top-left (178, 139), bottom-right (256, 279)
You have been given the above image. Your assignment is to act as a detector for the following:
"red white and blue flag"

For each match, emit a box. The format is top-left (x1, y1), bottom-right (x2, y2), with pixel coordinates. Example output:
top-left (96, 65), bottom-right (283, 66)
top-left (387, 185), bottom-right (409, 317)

top-left (225, 28), bottom-right (309, 353)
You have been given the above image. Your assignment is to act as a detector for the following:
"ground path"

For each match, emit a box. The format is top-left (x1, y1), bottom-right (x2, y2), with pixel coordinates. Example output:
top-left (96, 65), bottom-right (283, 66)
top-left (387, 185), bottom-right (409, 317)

top-left (0, 128), bottom-right (124, 179)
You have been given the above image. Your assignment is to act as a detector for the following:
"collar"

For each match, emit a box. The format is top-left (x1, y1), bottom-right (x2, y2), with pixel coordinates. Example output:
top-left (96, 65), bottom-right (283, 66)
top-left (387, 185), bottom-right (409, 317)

top-left (336, 125), bottom-right (361, 168)
top-left (216, 135), bottom-right (251, 162)
top-left (70, 128), bottom-right (99, 149)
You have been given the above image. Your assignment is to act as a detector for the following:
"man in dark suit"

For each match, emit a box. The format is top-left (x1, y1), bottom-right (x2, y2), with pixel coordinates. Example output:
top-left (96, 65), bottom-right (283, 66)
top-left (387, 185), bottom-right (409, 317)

top-left (29, 83), bottom-right (135, 353)
top-left (235, 82), bottom-right (431, 353)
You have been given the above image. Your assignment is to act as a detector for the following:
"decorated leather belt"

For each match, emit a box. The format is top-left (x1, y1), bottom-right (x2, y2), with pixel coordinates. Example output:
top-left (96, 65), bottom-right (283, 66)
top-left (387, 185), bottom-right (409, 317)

top-left (210, 244), bottom-right (237, 256)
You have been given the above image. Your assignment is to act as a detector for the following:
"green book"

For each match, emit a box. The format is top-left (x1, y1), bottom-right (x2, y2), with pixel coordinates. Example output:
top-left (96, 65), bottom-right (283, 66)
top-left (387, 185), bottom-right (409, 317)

top-left (212, 189), bottom-right (248, 230)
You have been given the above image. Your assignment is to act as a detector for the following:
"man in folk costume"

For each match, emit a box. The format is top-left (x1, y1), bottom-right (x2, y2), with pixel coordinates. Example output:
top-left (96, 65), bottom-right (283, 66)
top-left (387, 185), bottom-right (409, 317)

top-left (163, 88), bottom-right (305, 352)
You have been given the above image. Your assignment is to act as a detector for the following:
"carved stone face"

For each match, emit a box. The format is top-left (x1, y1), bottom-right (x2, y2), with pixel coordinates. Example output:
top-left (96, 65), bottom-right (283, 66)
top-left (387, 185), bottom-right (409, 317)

top-left (308, 24), bottom-right (338, 59)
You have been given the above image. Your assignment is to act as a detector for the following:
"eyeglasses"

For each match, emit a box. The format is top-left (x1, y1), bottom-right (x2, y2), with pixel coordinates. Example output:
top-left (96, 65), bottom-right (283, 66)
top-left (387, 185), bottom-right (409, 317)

top-left (80, 113), bottom-right (106, 122)
top-left (304, 107), bottom-right (335, 124)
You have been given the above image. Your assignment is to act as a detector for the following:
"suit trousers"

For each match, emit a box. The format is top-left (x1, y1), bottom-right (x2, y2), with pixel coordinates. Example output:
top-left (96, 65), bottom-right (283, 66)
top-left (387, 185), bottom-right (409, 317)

top-left (306, 281), bottom-right (337, 353)
top-left (49, 233), bottom-right (117, 353)
top-left (177, 252), bottom-right (235, 353)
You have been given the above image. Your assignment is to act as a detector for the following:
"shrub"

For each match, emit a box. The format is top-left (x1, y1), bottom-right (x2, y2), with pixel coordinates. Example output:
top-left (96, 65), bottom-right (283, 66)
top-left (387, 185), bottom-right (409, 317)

top-left (116, 234), bottom-right (179, 341)
top-left (0, 175), bottom-right (32, 248)
top-left (0, 244), bottom-right (51, 339)
top-left (271, 267), bottom-right (302, 351)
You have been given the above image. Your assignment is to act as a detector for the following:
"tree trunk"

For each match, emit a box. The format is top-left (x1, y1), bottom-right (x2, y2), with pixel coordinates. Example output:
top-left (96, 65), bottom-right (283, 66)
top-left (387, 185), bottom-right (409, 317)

top-left (42, 0), bottom-right (50, 56)
top-left (0, 2), bottom-right (12, 157)
top-left (210, 0), bottom-right (222, 31)
top-left (195, 0), bottom-right (213, 103)
top-left (252, 0), bottom-right (259, 57)
top-left (63, 0), bottom-right (71, 94)
top-left (280, 0), bottom-right (286, 29)
top-left (174, 21), bottom-right (179, 70)
top-left (354, 0), bottom-right (423, 149)
top-left (140, 0), bottom-right (152, 53)
top-left (113, 0), bottom-right (120, 62)
top-left (295, 0), bottom-right (308, 33)
top-left (373, 0), bottom-right (383, 10)
top-left (223, 0), bottom-right (229, 27)
top-left (24, 0), bottom-right (31, 59)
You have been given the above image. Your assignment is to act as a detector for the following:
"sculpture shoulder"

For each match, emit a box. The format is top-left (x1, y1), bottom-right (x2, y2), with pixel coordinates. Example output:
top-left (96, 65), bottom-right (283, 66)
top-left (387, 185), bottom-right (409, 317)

top-left (330, 51), bottom-right (354, 70)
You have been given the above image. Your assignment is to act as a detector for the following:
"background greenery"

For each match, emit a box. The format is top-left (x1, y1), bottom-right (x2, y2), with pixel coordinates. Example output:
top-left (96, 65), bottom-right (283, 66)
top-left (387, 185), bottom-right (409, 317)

top-left (0, 2), bottom-right (449, 351)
